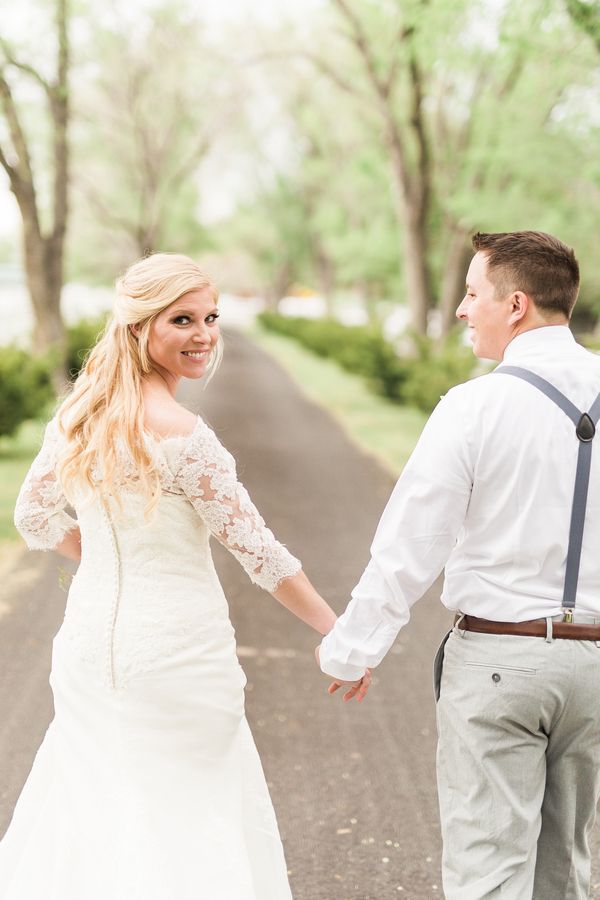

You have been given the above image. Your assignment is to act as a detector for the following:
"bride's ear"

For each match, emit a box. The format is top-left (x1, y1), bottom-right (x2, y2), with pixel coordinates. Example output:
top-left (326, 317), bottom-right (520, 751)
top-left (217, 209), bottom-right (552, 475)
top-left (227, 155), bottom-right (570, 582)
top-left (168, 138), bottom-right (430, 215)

top-left (129, 324), bottom-right (140, 338)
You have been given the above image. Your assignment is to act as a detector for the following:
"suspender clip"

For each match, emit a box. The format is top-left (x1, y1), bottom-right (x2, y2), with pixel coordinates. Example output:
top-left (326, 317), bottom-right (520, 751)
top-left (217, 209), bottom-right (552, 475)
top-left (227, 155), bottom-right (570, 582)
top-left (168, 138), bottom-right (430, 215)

top-left (562, 608), bottom-right (574, 623)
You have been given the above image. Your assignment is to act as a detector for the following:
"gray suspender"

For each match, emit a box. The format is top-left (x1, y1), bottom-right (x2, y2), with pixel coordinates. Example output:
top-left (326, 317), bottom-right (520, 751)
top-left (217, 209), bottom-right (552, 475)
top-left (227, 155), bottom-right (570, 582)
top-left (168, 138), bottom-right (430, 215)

top-left (495, 365), bottom-right (600, 620)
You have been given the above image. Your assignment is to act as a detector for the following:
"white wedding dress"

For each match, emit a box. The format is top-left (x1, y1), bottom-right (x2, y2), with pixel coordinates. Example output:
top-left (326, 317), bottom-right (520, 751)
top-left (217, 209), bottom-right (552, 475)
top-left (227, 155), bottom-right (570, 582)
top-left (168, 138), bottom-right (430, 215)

top-left (0, 416), bottom-right (301, 899)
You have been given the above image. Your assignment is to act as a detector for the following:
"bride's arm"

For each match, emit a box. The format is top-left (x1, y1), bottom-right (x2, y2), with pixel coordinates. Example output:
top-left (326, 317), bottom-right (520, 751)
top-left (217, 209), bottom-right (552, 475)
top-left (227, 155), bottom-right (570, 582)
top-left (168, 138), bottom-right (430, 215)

top-left (174, 419), bottom-right (371, 699)
top-left (271, 569), bottom-right (336, 635)
top-left (174, 418), bottom-right (336, 630)
top-left (14, 418), bottom-right (79, 554)
top-left (54, 526), bottom-right (82, 561)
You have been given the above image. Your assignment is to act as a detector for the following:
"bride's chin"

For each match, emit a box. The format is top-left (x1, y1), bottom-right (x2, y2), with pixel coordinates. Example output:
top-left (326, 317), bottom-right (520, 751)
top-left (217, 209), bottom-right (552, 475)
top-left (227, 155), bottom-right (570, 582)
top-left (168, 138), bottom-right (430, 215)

top-left (179, 364), bottom-right (208, 379)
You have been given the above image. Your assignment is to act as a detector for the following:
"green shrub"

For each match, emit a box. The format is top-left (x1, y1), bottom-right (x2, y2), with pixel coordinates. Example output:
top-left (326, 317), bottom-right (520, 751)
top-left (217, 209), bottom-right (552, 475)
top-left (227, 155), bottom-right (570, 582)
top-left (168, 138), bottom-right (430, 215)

top-left (0, 346), bottom-right (54, 438)
top-left (0, 315), bottom-right (108, 439)
top-left (66, 316), bottom-right (108, 377)
top-left (258, 313), bottom-right (409, 399)
top-left (258, 312), bottom-right (476, 413)
top-left (400, 332), bottom-right (475, 413)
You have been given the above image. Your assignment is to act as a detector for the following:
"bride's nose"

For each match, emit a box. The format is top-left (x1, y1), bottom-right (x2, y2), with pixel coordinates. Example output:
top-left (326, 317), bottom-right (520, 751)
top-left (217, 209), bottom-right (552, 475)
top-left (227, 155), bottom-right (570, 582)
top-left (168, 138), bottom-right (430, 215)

top-left (192, 326), bottom-right (210, 345)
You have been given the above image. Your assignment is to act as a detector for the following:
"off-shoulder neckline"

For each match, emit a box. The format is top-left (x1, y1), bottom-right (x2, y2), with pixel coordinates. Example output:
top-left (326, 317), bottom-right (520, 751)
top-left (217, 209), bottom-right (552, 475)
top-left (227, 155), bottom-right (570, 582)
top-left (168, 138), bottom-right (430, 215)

top-left (142, 415), bottom-right (204, 445)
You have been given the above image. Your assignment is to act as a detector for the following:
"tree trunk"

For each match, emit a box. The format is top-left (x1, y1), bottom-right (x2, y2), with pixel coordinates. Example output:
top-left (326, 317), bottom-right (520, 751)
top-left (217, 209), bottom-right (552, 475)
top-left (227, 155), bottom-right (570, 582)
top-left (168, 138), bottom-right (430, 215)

top-left (387, 123), bottom-right (433, 336)
top-left (265, 262), bottom-right (291, 313)
top-left (17, 195), bottom-right (66, 392)
top-left (403, 209), bottom-right (431, 335)
top-left (315, 245), bottom-right (335, 318)
top-left (439, 225), bottom-right (473, 336)
top-left (0, 0), bottom-right (70, 390)
top-left (355, 279), bottom-right (378, 325)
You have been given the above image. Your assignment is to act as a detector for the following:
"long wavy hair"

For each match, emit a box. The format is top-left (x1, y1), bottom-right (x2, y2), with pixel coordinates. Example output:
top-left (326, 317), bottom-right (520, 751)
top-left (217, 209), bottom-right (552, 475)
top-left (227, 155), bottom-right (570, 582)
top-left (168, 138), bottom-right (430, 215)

top-left (56, 253), bottom-right (222, 512)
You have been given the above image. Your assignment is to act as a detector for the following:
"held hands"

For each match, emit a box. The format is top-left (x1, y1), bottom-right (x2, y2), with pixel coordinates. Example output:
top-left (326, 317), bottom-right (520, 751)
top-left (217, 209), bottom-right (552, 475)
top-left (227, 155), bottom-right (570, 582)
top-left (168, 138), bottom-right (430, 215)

top-left (328, 670), bottom-right (372, 703)
top-left (314, 647), bottom-right (372, 703)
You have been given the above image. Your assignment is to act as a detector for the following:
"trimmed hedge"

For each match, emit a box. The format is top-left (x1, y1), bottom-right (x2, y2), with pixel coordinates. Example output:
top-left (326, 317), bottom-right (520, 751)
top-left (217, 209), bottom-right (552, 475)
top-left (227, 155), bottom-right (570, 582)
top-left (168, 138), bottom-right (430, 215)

top-left (258, 312), bottom-right (475, 413)
top-left (0, 315), bottom-right (107, 439)
top-left (258, 313), bottom-right (409, 400)
top-left (0, 347), bottom-right (54, 438)
top-left (67, 315), bottom-right (107, 377)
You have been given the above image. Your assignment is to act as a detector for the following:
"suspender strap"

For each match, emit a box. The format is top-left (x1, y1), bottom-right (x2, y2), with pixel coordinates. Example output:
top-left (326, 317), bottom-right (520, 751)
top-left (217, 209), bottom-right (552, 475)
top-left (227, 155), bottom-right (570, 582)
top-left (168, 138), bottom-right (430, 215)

top-left (495, 365), bottom-right (600, 614)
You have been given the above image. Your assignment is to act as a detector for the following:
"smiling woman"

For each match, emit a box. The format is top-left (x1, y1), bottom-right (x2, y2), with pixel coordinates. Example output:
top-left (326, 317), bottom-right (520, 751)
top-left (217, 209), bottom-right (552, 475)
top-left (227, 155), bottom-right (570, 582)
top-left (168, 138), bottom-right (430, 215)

top-left (53, 254), bottom-right (224, 512)
top-left (2, 252), bottom-right (353, 900)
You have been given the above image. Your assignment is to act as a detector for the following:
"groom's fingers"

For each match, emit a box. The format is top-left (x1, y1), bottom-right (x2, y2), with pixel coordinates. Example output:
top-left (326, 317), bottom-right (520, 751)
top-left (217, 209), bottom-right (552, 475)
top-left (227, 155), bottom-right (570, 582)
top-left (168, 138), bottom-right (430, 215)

top-left (343, 683), bottom-right (363, 702)
top-left (343, 676), bottom-right (370, 703)
top-left (327, 671), bottom-right (373, 701)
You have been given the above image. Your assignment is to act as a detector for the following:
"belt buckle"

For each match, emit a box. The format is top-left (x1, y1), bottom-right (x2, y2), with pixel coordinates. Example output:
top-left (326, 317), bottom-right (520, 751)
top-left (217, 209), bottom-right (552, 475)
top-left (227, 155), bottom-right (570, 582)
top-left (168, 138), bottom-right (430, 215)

top-left (562, 608), bottom-right (574, 624)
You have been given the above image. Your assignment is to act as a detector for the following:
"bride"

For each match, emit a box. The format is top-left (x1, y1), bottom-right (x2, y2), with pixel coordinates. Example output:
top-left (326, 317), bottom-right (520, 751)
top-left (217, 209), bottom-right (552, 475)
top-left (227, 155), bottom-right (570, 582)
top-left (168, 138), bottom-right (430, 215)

top-left (0, 253), bottom-right (370, 899)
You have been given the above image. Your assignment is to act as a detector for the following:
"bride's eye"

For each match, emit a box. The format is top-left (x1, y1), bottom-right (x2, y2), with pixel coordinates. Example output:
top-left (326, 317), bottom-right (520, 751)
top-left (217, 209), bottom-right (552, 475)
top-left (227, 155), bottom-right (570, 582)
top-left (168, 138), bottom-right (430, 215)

top-left (173, 315), bottom-right (191, 325)
top-left (205, 313), bottom-right (220, 324)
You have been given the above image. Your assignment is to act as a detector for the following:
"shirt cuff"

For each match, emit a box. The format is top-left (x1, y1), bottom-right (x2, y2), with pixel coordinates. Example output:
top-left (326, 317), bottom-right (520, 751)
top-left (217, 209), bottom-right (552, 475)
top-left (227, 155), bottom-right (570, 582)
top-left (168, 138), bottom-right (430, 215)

top-left (318, 634), bottom-right (367, 682)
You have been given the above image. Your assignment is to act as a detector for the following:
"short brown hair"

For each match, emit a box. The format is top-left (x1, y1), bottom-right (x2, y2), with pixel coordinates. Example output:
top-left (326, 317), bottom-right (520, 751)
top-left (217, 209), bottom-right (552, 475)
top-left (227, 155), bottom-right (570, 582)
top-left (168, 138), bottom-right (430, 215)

top-left (472, 230), bottom-right (580, 319)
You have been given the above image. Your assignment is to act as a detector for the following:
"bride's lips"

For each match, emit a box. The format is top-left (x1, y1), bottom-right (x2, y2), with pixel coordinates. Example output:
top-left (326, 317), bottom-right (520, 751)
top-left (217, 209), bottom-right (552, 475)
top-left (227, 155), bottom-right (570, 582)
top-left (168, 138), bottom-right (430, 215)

top-left (181, 350), bottom-right (209, 359)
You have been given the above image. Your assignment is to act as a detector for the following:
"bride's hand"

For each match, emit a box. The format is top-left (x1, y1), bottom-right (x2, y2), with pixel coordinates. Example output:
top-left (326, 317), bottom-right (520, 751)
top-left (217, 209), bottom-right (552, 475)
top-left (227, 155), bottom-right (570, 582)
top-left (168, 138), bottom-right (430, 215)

top-left (327, 669), bottom-right (372, 703)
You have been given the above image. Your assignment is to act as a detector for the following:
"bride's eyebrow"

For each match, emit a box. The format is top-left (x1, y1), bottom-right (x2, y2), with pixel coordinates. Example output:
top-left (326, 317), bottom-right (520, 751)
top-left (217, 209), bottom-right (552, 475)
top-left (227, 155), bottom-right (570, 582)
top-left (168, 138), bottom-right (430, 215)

top-left (170, 307), bottom-right (219, 317)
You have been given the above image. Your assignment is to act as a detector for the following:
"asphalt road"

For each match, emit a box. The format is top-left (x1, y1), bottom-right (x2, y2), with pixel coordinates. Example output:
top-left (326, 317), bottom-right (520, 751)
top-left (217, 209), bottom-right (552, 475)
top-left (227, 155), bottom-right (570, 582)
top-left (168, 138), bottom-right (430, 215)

top-left (1, 328), bottom-right (599, 899)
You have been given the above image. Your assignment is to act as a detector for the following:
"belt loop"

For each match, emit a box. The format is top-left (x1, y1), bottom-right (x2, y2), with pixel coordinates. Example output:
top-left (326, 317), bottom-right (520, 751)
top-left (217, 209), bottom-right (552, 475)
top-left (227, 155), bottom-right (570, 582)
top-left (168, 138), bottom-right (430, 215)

top-left (453, 613), bottom-right (466, 638)
top-left (545, 617), bottom-right (553, 643)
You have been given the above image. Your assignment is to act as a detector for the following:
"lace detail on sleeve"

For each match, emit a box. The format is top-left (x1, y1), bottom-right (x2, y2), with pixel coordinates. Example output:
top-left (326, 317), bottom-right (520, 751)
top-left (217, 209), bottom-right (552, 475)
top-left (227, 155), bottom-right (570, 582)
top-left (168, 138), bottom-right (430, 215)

top-left (173, 419), bottom-right (301, 592)
top-left (14, 418), bottom-right (78, 550)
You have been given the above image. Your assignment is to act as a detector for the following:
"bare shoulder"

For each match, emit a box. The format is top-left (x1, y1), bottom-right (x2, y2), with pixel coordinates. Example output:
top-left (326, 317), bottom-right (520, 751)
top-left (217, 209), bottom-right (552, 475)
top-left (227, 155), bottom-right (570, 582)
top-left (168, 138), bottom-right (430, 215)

top-left (143, 402), bottom-right (198, 440)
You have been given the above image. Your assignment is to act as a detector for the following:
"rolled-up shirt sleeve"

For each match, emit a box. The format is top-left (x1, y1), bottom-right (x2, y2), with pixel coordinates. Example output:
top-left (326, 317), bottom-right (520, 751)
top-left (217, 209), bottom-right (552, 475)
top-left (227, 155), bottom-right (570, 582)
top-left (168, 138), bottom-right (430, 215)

top-left (319, 387), bottom-right (474, 681)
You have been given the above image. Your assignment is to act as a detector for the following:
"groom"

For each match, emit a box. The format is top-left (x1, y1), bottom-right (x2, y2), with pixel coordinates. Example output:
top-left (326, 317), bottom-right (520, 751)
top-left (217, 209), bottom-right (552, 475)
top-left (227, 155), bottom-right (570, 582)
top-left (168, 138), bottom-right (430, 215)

top-left (318, 231), bottom-right (600, 899)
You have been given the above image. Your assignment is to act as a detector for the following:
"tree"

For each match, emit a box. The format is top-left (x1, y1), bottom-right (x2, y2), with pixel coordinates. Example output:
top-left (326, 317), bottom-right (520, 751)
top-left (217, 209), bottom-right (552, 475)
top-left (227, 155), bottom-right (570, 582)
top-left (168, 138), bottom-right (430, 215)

top-left (0, 0), bottom-right (70, 383)
top-left (221, 171), bottom-right (315, 311)
top-left (566, 0), bottom-right (600, 49)
top-left (320, 0), bottom-right (437, 334)
top-left (220, 38), bottom-right (404, 317)
top-left (69, 5), bottom-right (241, 280)
top-left (290, 0), bottom-right (595, 334)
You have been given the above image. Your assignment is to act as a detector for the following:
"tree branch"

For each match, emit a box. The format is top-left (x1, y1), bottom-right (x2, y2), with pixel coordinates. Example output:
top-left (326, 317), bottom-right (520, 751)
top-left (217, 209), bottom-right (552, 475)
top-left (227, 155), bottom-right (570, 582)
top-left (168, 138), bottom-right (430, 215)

top-left (50, 0), bottom-right (69, 245)
top-left (329, 0), bottom-right (414, 197)
top-left (331, 0), bottom-right (390, 99)
top-left (0, 138), bottom-right (17, 182)
top-left (407, 50), bottom-right (430, 209)
top-left (383, 17), bottom-right (415, 97)
top-left (0, 69), bottom-right (36, 190)
top-left (0, 38), bottom-right (53, 97)
top-left (78, 176), bottom-right (143, 235)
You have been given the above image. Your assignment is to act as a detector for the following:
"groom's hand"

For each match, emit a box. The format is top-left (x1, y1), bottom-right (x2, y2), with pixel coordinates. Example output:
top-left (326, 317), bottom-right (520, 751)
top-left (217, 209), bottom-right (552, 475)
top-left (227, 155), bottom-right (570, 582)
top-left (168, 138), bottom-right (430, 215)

top-left (314, 646), bottom-right (372, 703)
top-left (328, 670), bottom-right (372, 703)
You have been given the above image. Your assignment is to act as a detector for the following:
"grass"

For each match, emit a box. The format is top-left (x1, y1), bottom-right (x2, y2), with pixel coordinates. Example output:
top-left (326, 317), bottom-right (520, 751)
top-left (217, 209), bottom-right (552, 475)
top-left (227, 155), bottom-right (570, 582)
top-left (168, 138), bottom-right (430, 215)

top-left (0, 419), bottom-right (46, 544)
top-left (248, 324), bottom-right (427, 476)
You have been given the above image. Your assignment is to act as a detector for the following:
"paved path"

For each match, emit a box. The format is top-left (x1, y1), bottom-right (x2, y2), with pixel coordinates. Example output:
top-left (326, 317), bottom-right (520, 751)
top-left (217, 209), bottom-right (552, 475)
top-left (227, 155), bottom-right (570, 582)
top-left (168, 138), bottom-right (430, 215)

top-left (1, 329), bottom-right (599, 899)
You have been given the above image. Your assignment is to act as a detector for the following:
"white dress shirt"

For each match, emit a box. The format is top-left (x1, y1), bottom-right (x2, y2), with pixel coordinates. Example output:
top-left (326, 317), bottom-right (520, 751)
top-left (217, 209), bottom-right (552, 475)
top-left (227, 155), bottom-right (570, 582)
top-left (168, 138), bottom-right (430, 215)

top-left (319, 326), bottom-right (600, 681)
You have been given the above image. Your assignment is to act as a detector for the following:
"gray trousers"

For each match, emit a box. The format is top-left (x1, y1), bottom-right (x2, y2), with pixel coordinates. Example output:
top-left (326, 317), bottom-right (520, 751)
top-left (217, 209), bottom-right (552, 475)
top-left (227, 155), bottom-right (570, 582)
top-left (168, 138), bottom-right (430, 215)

top-left (435, 626), bottom-right (600, 899)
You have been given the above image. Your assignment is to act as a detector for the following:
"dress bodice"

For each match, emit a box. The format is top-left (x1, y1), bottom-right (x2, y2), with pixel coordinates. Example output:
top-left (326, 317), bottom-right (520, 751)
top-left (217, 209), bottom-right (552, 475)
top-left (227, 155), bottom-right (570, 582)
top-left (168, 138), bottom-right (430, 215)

top-left (14, 417), bottom-right (302, 688)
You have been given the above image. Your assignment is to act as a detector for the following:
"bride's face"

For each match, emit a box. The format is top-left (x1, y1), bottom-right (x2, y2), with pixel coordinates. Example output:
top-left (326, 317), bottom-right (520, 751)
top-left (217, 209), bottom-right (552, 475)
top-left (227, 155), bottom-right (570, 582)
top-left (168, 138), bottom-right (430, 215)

top-left (146, 289), bottom-right (220, 380)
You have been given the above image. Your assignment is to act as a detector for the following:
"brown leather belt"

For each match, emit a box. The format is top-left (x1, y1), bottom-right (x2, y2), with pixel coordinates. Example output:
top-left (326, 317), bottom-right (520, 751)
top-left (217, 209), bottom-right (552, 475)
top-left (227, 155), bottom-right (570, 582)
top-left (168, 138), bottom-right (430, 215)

top-left (455, 614), bottom-right (600, 641)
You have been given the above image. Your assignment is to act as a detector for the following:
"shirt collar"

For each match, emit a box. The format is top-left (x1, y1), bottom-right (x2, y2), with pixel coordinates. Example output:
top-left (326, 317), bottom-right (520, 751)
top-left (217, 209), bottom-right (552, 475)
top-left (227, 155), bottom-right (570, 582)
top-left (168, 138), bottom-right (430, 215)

top-left (502, 325), bottom-right (576, 362)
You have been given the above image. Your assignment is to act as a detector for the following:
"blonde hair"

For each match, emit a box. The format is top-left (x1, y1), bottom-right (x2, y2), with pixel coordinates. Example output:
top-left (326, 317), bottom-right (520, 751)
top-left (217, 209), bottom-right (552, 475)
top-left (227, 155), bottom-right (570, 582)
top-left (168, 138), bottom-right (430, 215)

top-left (56, 253), bottom-right (222, 512)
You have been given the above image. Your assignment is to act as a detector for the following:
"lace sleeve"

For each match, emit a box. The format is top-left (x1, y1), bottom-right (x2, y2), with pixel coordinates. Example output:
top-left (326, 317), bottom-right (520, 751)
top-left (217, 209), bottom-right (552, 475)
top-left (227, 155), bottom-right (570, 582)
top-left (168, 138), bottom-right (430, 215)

top-left (14, 418), bottom-right (78, 550)
top-left (173, 418), bottom-right (302, 592)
